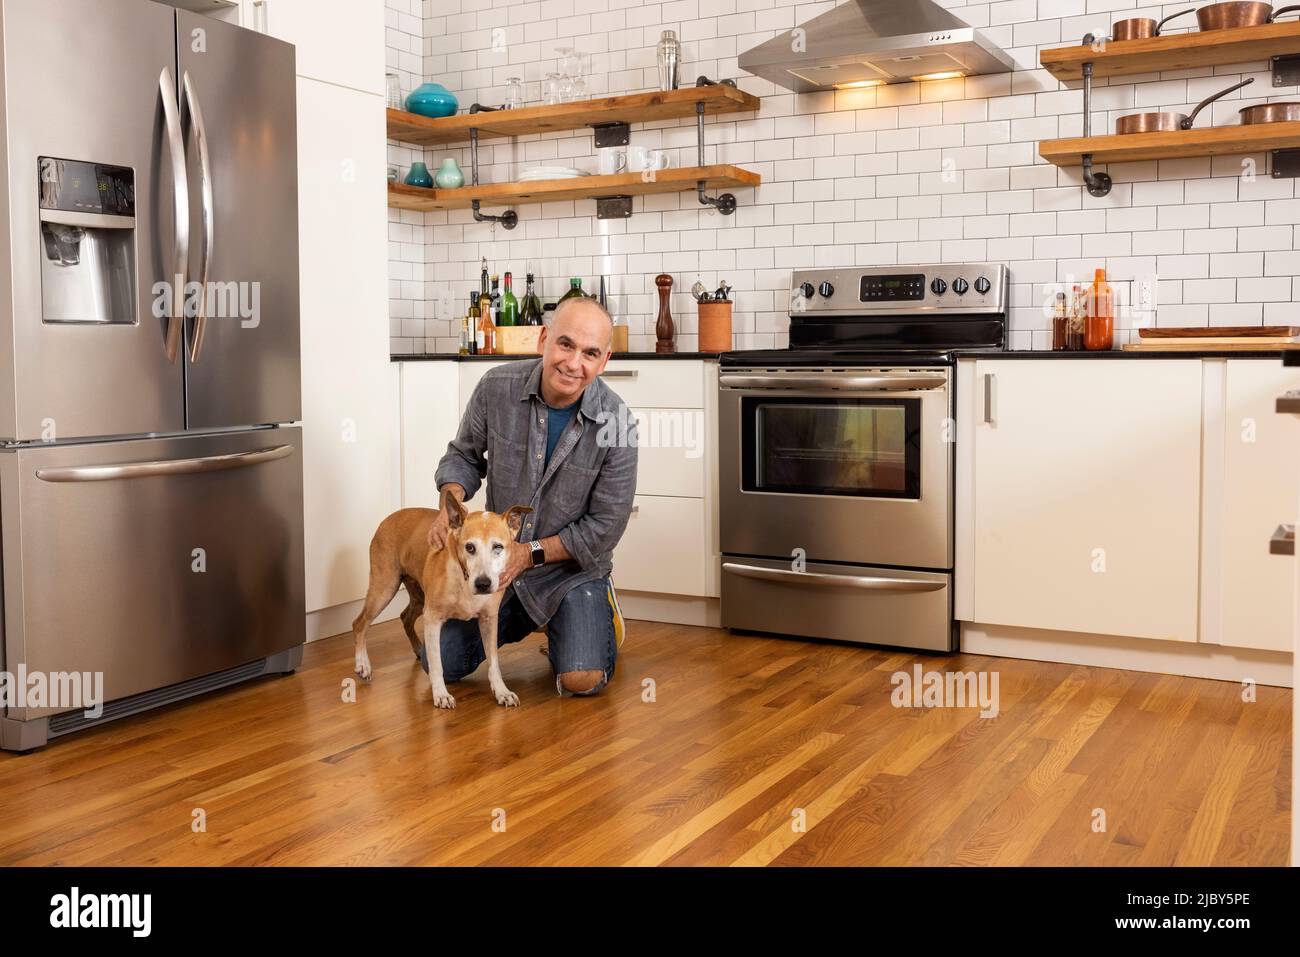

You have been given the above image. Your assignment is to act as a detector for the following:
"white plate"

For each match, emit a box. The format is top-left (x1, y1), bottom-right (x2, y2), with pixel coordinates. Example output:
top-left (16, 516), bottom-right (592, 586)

top-left (517, 166), bottom-right (587, 180)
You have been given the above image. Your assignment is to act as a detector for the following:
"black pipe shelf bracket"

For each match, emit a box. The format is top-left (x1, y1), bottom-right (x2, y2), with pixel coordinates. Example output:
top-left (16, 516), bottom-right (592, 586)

top-left (1076, 42), bottom-right (1113, 199)
top-left (467, 105), bottom-right (518, 230)
top-left (695, 77), bottom-right (739, 215)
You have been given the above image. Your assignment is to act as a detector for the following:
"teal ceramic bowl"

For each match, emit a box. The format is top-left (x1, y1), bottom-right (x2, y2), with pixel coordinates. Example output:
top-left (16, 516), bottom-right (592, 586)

top-left (405, 82), bottom-right (458, 118)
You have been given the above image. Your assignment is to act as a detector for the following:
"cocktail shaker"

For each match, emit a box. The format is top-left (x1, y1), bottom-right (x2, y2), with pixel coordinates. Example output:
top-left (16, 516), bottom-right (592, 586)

top-left (657, 30), bottom-right (680, 91)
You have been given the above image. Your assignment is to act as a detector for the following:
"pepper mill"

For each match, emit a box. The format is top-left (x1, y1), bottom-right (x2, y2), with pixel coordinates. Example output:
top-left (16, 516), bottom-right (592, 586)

top-left (655, 273), bottom-right (675, 354)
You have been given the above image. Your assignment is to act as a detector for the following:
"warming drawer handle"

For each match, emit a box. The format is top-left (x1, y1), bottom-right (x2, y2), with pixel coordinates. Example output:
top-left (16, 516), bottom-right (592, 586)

top-left (722, 561), bottom-right (946, 592)
top-left (719, 373), bottom-right (948, 392)
top-left (35, 444), bottom-right (294, 483)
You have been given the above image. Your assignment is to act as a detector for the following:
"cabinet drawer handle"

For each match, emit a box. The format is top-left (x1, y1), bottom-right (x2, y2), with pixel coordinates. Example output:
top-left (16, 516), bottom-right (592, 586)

top-left (983, 373), bottom-right (996, 425)
top-left (600, 370), bottom-right (638, 378)
top-left (1269, 523), bottom-right (1294, 556)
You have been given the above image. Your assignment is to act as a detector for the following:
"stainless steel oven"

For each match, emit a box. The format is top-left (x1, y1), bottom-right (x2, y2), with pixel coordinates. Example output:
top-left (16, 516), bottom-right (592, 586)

top-left (718, 264), bottom-right (1008, 652)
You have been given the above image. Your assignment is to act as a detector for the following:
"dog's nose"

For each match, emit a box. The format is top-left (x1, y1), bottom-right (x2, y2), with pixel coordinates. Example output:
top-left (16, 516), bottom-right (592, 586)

top-left (474, 575), bottom-right (492, 594)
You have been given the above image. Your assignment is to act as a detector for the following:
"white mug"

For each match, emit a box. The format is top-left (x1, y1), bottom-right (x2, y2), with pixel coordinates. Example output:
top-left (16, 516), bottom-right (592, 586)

top-left (598, 148), bottom-right (627, 175)
top-left (647, 149), bottom-right (672, 171)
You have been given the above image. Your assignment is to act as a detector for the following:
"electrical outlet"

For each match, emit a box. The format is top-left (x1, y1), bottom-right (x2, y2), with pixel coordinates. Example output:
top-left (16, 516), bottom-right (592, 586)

top-left (1136, 275), bottom-right (1158, 309)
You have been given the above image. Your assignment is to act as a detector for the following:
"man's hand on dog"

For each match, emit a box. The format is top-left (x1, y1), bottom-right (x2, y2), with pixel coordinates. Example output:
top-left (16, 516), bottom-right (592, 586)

top-left (427, 484), bottom-right (466, 551)
top-left (499, 541), bottom-right (532, 591)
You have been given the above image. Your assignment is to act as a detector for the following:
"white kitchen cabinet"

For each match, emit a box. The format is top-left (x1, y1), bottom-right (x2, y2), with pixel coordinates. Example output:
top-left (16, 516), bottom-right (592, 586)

top-left (237, 0), bottom-right (384, 95)
top-left (965, 359), bottom-right (1204, 643)
top-left (1217, 360), bottom-right (1300, 652)
top-left (613, 496), bottom-right (711, 596)
top-left (298, 78), bottom-right (398, 613)
top-left (400, 361), bottom-right (460, 510)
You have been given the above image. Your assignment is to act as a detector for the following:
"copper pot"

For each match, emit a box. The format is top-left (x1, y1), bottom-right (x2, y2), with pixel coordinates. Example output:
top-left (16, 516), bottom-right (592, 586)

top-left (1115, 77), bottom-right (1254, 133)
top-left (1196, 2), bottom-right (1300, 30)
top-left (1112, 8), bottom-right (1195, 40)
top-left (1240, 100), bottom-right (1300, 122)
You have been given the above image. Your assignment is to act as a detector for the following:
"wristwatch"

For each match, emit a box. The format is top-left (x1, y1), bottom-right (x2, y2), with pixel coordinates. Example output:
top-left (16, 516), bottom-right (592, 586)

top-left (528, 540), bottom-right (545, 567)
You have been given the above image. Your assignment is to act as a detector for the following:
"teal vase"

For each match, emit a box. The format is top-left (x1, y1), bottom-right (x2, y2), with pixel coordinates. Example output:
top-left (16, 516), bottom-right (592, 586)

top-left (403, 161), bottom-right (433, 188)
top-left (405, 82), bottom-right (458, 118)
top-left (434, 158), bottom-right (464, 188)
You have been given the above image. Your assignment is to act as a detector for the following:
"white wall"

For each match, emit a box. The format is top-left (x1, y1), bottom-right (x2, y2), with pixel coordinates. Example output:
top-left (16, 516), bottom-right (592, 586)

top-left (387, 0), bottom-right (1300, 355)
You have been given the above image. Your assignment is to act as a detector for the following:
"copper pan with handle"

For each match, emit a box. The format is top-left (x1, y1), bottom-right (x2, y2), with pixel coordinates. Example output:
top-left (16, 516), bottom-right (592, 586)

top-left (1112, 8), bottom-right (1195, 40)
top-left (1239, 100), bottom-right (1300, 122)
top-left (1115, 77), bottom-right (1254, 133)
top-left (1196, 2), bottom-right (1300, 29)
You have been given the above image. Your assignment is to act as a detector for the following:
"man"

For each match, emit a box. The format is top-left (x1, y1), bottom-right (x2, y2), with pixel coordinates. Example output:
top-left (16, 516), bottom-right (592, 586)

top-left (426, 296), bottom-right (638, 696)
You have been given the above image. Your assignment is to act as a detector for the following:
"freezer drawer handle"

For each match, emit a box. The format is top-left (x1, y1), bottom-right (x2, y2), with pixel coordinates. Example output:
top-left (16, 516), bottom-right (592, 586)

top-left (160, 67), bottom-right (189, 365)
top-left (35, 444), bottom-right (294, 483)
top-left (722, 561), bottom-right (946, 592)
top-left (182, 70), bottom-right (215, 364)
top-left (719, 373), bottom-right (947, 392)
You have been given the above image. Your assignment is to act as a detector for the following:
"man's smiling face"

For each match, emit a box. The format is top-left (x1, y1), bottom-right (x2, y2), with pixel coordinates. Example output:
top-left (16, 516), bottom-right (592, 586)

top-left (537, 298), bottom-right (613, 407)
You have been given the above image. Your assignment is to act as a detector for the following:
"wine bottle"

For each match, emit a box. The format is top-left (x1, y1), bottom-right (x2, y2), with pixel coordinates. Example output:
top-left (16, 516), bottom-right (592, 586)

top-left (500, 271), bottom-right (519, 326)
top-left (521, 273), bottom-right (543, 326)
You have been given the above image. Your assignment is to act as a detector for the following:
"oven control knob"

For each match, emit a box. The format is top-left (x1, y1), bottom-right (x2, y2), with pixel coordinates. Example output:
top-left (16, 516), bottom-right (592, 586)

top-left (974, 276), bottom-right (991, 295)
top-left (799, 281), bottom-right (815, 299)
top-left (818, 281), bottom-right (834, 298)
top-left (930, 278), bottom-right (947, 295)
top-left (952, 277), bottom-right (969, 295)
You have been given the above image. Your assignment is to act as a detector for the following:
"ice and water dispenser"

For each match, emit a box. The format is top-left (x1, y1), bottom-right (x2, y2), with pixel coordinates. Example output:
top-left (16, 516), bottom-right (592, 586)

top-left (38, 156), bottom-right (137, 324)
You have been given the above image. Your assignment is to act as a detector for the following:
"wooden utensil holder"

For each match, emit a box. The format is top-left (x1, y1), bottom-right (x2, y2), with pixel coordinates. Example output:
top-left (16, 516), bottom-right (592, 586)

top-left (698, 301), bottom-right (733, 352)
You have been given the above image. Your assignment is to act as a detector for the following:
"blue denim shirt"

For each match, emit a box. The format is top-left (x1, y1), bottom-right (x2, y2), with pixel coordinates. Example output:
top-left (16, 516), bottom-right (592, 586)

top-left (434, 358), bottom-right (638, 626)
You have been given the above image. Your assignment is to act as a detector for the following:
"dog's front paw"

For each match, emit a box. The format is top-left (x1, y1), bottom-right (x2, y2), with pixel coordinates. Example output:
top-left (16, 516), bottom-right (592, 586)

top-left (495, 688), bottom-right (520, 707)
top-left (355, 651), bottom-right (373, 681)
top-left (432, 690), bottom-right (456, 709)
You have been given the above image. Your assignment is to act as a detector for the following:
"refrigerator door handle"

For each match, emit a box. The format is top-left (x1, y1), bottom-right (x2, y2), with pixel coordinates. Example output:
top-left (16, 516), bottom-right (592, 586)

top-left (34, 444), bottom-right (294, 483)
top-left (160, 67), bottom-right (189, 364)
top-left (182, 70), bottom-right (214, 364)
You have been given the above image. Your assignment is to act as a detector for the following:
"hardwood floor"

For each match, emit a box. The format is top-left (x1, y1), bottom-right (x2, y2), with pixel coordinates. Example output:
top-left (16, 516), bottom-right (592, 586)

top-left (0, 617), bottom-right (1289, 865)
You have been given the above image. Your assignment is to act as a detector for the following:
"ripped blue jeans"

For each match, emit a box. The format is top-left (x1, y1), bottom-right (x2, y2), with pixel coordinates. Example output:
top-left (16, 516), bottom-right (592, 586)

top-left (417, 575), bottom-right (620, 696)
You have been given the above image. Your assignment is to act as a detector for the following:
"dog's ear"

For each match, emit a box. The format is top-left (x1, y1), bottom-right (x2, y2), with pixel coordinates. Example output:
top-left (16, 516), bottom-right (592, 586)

top-left (441, 487), bottom-right (467, 530)
top-left (502, 505), bottom-right (533, 535)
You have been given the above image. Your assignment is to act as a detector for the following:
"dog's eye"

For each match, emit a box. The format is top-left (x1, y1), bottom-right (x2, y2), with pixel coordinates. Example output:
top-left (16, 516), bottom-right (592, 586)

top-left (492, 542), bottom-right (504, 553)
top-left (465, 543), bottom-right (476, 555)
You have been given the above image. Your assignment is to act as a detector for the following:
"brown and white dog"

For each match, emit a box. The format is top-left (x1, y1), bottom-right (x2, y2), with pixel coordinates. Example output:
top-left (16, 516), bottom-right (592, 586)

top-left (351, 488), bottom-right (532, 709)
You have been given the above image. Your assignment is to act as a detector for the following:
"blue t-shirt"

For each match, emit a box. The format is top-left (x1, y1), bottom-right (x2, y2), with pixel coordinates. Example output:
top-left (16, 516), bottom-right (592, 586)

top-left (544, 396), bottom-right (580, 468)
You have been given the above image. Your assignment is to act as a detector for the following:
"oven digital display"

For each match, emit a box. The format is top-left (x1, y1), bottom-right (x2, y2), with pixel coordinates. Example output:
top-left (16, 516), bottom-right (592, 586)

top-left (860, 273), bottom-right (925, 302)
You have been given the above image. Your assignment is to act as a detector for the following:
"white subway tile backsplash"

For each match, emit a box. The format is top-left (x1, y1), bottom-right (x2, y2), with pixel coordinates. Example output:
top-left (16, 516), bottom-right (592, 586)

top-left (389, 0), bottom-right (1300, 351)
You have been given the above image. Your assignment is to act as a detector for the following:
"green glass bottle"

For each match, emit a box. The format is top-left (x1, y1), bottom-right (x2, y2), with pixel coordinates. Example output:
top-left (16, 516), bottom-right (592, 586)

top-left (499, 271), bottom-right (519, 326)
top-left (558, 277), bottom-right (587, 303)
top-left (521, 273), bottom-right (543, 326)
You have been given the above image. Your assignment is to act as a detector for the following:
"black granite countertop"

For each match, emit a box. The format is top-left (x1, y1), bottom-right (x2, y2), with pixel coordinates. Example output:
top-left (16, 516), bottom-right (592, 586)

top-left (392, 351), bottom-right (722, 361)
top-left (953, 349), bottom-right (1291, 360)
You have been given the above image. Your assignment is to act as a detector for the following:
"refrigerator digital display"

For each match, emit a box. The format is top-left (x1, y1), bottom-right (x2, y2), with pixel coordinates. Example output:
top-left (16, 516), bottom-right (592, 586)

top-left (38, 157), bottom-right (135, 217)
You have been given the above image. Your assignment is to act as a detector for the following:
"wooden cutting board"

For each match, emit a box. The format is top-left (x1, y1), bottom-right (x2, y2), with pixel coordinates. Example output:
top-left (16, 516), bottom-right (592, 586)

top-left (1123, 342), bottom-right (1300, 351)
top-left (1139, 326), bottom-right (1300, 338)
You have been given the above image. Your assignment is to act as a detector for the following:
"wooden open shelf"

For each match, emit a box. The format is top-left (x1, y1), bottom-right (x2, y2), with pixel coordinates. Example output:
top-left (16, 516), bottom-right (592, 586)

top-left (1040, 20), bottom-right (1300, 81)
top-left (387, 164), bottom-right (761, 212)
top-left (1039, 120), bottom-right (1300, 166)
top-left (387, 84), bottom-right (760, 146)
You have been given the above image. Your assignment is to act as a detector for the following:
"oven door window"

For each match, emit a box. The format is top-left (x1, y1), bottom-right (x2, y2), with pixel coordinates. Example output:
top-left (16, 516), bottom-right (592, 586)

top-left (741, 396), bottom-right (921, 499)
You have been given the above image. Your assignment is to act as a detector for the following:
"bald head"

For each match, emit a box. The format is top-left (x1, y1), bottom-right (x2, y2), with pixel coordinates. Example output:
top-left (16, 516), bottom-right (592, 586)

top-left (537, 296), bottom-right (615, 407)
top-left (552, 296), bottom-right (614, 351)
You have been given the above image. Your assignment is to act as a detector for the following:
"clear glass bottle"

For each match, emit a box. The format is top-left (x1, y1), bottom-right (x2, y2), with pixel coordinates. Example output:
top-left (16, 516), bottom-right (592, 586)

top-left (1051, 292), bottom-right (1069, 351)
top-left (478, 289), bottom-right (495, 354)
top-left (1067, 284), bottom-right (1087, 351)
top-left (467, 291), bottom-right (481, 355)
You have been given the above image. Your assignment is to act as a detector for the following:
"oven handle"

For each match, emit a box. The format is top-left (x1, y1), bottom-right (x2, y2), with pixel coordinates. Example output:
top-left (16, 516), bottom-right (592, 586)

top-left (722, 562), bottom-right (946, 592)
top-left (719, 373), bottom-right (948, 392)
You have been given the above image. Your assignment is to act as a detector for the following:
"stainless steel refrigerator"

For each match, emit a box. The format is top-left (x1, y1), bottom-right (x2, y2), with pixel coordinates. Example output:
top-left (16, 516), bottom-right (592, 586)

top-left (0, 0), bottom-right (305, 751)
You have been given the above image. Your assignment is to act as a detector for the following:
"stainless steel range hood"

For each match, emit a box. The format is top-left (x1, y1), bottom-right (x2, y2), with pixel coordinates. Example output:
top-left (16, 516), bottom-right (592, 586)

top-left (738, 0), bottom-right (1015, 93)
